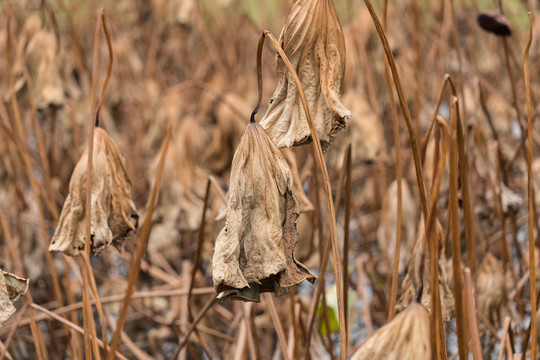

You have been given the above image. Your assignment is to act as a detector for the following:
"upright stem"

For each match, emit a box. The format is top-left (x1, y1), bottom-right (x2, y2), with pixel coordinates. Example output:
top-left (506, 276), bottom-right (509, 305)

top-left (343, 144), bottom-right (352, 347)
top-left (363, 0), bottom-right (429, 225)
top-left (449, 97), bottom-right (468, 359)
top-left (380, 0), bottom-right (403, 321)
top-left (524, 12), bottom-right (537, 358)
top-left (107, 126), bottom-right (172, 359)
top-left (81, 10), bottom-right (104, 359)
top-left (262, 30), bottom-right (347, 359)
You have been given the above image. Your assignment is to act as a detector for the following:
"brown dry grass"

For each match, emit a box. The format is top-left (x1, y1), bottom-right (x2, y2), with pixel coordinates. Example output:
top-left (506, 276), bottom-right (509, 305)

top-left (1, 0), bottom-right (540, 359)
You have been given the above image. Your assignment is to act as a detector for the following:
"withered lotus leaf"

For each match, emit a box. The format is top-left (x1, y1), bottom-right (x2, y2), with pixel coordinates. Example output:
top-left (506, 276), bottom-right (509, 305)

top-left (8, 15), bottom-right (65, 109)
top-left (350, 302), bottom-right (431, 360)
top-left (281, 148), bottom-right (314, 213)
top-left (0, 270), bottom-right (29, 327)
top-left (49, 128), bottom-right (138, 256)
top-left (259, 0), bottom-right (351, 152)
top-left (476, 253), bottom-right (513, 329)
top-left (212, 122), bottom-right (315, 301)
top-left (397, 220), bottom-right (455, 321)
top-left (376, 179), bottom-right (416, 275)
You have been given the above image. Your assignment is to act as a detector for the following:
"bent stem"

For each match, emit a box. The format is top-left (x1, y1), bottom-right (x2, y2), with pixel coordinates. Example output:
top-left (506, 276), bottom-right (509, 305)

top-left (81, 9), bottom-right (114, 359)
top-left (364, 0), bottom-right (444, 355)
top-left (363, 0), bottom-right (428, 222)
top-left (261, 30), bottom-right (347, 359)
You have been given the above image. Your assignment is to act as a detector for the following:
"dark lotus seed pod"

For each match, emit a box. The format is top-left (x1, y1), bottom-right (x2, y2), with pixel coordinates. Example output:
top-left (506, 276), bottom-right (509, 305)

top-left (477, 11), bottom-right (512, 37)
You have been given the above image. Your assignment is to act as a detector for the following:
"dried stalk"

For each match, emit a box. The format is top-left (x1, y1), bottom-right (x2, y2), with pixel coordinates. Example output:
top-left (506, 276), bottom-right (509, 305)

top-left (261, 30), bottom-right (346, 359)
top-left (463, 268), bottom-right (482, 360)
top-left (355, 257), bottom-right (372, 337)
top-left (5, 6), bottom-right (64, 360)
top-left (107, 126), bottom-right (172, 359)
top-left (0, 287), bottom-right (217, 335)
top-left (422, 115), bottom-right (450, 359)
top-left (0, 303), bottom-right (27, 360)
top-left (449, 96), bottom-right (468, 359)
top-left (363, 0), bottom-right (428, 223)
top-left (20, 65), bottom-right (56, 220)
top-left (243, 303), bottom-right (259, 360)
top-left (6, 0), bottom-right (64, 308)
top-left (185, 179), bottom-right (213, 358)
top-left (380, 0), bottom-right (403, 321)
top-left (524, 11), bottom-right (536, 358)
top-left (343, 144), bottom-right (352, 344)
top-left (81, 9), bottom-right (112, 359)
top-left (262, 293), bottom-right (291, 360)
top-left (30, 304), bottom-right (129, 360)
top-left (303, 139), bottom-right (349, 357)
top-left (170, 295), bottom-right (218, 360)
top-left (364, 0), bottom-right (445, 355)
top-left (497, 317), bottom-right (512, 360)
top-left (0, 210), bottom-right (46, 360)
top-left (289, 289), bottom-right (300, 359)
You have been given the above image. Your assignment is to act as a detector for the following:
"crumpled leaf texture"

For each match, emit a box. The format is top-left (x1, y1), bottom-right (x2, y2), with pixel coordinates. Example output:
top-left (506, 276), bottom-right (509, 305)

top-left (0, 270), bottom-right (29, 327)
top-left (397, 220), bottom-right (455, 321)
top-left (350, 303), bottom-right (431, 360)
top-left (476, 253), bottom-right (514, 329)
top-left (5, 15), bottom-right (65, 109)
top-left (212, 122), bottom-right (315, 301)
top-left (49, 128), bottom-right (138, 256)
top-left (260, 0), bottom-right (351, 152)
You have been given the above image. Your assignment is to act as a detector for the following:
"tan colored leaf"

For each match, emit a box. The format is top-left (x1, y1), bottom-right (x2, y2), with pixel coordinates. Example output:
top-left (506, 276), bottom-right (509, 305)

top-left (0, 270), bottom-right (29, 327)
top-left (350, 302), bottom-right (431, 360)
top-left (376, 179), bottom-right (417, 275)
top-left (344, 91), bottom-right (382, 164)
top-left (49, 128), bottom-right (138, 256)
top-left (148, 117), bottom-right (210, 261)
top-left (212, 122), bottom-right (315, 301)
top-left (260, 0), bottom-right (351, 151)
top-left (397, 219), bottom-right (455, 321)
top-left (4, 15), bottom-right (65, 109)
top-left (281, 148), bottom-right (314, 213)
top-left (476, 253), bottom-right (515, 329)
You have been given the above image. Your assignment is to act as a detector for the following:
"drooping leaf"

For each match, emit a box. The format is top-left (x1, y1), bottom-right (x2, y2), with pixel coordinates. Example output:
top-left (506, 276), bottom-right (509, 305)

top-left (260, 0), bottom-right (351, 152)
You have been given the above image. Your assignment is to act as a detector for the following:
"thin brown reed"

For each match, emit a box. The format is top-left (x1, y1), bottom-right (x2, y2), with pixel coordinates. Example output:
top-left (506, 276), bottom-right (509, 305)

top-left (107, 126), bottom-right (172, 359)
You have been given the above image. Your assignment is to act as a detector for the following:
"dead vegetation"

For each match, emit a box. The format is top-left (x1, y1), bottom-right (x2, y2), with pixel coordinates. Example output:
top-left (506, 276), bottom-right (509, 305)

top-left (1, 0), bottom-right (540, 359)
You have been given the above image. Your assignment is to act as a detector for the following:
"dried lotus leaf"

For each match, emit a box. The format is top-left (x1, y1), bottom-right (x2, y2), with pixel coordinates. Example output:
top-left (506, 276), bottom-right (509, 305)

top-left (260, 0), bottom-right (351, 152)
top-left (0, 270), bottom-right (29, 327)
top-left (5, 15), bottom-right (65, 109)
top-left (281, 148), bottom-right (313, 213)
top-left (49, 128), bottom-right (138, 256)
top-left (350, 302), bottom-right (431, 360)
top-left (331, 90), bottom-right (382, 167)
top-left (2, 271), bottom-right (29, 302)
top-left (376, 179), bottom-right (417, 275)
top-left (476, 253), bottom-right (514, 329)
top-left (397, 219), bottom-right (455, 321)
top-left (151, 116), bottom-right (209, 237)
top-left (212, 122), bottom-right (315, 301)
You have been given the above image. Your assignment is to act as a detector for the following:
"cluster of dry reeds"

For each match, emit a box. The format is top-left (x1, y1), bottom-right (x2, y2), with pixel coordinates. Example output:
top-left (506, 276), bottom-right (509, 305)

top-left (2, 0), bottom-right (540, 359)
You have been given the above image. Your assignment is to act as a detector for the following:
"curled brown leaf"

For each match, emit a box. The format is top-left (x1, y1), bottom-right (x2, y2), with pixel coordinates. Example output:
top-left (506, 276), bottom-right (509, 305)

top-left (260, 0), bottom-right (351, 151)
top-left (49, 128), bottom-right (138, 256)
top-left (212, 122), bottom-right (315, 302)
